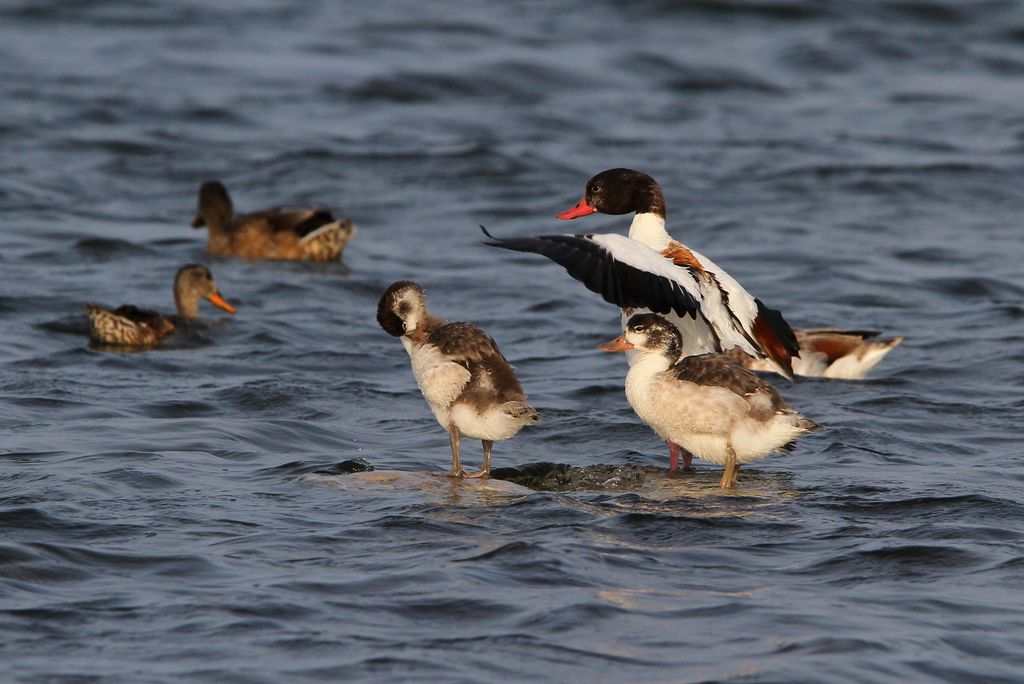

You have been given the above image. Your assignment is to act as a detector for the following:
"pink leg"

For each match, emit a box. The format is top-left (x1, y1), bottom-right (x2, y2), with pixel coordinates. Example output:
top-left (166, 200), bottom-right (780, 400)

top-left (668, 442), bottom-right (680, 473)
top-left (667, 442), bottom-right (694, 475)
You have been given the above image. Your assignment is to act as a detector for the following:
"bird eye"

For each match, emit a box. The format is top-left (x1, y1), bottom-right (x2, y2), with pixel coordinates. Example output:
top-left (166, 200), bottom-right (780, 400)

top-left (631, 324), bottom-right (644, 332)
top-left (592, 184), bottom-right (602, 194)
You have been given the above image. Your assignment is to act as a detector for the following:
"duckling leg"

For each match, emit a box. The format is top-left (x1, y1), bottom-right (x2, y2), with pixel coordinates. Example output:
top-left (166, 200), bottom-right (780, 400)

top-left (719, 442), bottom-right (740, 489)
top-left (465, 440), bottom-right (492, 479)
top-left (447, 426), bottom-right (467, 478)
top-left (667, 442), bottom-right (694, 476)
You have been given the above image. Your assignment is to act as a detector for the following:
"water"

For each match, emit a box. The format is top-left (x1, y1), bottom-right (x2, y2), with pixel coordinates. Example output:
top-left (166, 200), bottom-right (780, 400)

top-left (2, 1), bottom-right (1023, 681)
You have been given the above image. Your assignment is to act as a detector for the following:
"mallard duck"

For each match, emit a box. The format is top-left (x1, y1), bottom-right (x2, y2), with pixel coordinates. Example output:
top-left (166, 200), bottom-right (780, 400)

top-left (376, 280), bottom-right (540, 478)
top-left (191, 180), bottom-right (356, 261)
top-left (86, 264), bottom-right (236, 347)
top-left (599, 313), bottom-right (819, 488)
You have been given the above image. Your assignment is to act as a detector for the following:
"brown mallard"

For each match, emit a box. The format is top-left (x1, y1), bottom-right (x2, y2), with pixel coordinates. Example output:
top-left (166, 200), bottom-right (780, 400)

top-left (191, 180), bottom-right (356, 261)
top-left (86, 264), bottom-right (236, 347)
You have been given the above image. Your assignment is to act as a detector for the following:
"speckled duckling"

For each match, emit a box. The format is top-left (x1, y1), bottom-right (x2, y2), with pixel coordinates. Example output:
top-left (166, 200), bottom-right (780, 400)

top-left (191, 180), bottom-right (356, 261)
top-left (377, 280), bottom-right (540, 478)
top-left (86, 264), bottom-right (236, 347)
top-left (600, 313), bottom-right (819, 488)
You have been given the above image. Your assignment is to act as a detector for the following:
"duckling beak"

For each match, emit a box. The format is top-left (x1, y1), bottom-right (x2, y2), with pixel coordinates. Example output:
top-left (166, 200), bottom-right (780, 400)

top-left (556, 196), bottom-right (597, 220)
top-left (206, 291), bottom-right (236, 314)
top-left (598, 335), bottom-right (633, 352)
top-left (191, 214), bottom-right (205, 228)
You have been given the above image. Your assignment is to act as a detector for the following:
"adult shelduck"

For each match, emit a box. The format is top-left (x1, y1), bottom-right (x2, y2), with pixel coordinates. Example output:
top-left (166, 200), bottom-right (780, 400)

top-left (86, 264), bottom-right (236, 347)
top-left (599, 314), bottom-right (819, 488)
top-left (483, 168), bottom-right (800, 379)
top-left (192, 180), bottom-right (356, 261)
top-left (492, 167), bottom-right (898, 379)
top-left (377, 281), bottom-right (540, 478)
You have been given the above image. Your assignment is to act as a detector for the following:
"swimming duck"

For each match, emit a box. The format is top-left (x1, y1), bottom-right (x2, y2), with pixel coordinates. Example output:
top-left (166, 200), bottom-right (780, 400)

top-left (377, 280), bottom-right (540, 478)
top-left (726, 328), bottom-right (902, 380)
top-left (191, 180), bottom-right (356, 261)
top-left (599, 313), bottom-right (819, 488)
top-left (86, 264), bottom-right (236, 347)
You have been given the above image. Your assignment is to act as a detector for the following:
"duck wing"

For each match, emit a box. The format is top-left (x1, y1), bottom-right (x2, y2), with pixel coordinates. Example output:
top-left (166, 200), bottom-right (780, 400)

top-left (673, 353), bottom-right (784, 417)
top-left (667, 242), bottom-right (798, 380)
top-left (482, 226), bottom-right (703, 321)
top-left (242, 207), bottom-right (337, 238)
top-left (429, 321), bottom-right (530, 406)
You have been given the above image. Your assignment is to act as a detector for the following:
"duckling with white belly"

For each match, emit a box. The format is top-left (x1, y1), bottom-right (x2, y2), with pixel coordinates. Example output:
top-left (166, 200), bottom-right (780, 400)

top-left (377, 281), bottom-right (540, 478)
top-left (599, 313), bottom-right (819, 488)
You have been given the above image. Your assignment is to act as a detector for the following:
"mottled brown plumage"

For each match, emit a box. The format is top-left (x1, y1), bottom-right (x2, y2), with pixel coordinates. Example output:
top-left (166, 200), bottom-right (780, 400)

top-left (86, 264), bottom-right (235, 348)
top-left (192, 180), bottom-right (355, 261)
top-left (427, 322), bottom-right (533, 416)
top-left (672, 354), bottom-right (785, 419)
top-left (603, 313), bottom-right (818, 487)
top-left (376, 280), bottom-right (539, 478)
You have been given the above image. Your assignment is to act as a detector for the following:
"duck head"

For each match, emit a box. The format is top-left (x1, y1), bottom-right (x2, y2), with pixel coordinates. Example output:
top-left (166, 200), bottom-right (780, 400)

top-left (598, 313), bottom-right (681, 360)
top-left (192, 180), bottom-right (234, 230)
top-left (377, 280), bottom-right (429, 343)
top-left (173, 264), bottom-right (236, 318)
top-left (557, 168), bottom-right (667, 220)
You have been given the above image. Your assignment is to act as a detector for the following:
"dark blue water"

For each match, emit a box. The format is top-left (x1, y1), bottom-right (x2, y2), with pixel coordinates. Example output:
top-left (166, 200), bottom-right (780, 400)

top-left (2, 1), bottom-right (1024, 681)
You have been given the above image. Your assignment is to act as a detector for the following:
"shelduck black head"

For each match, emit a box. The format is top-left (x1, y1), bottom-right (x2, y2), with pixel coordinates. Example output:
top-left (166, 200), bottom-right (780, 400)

top-left (377, 280), bottom-right (428, 340)
top-left (557, 168), bottom-right (666, 220)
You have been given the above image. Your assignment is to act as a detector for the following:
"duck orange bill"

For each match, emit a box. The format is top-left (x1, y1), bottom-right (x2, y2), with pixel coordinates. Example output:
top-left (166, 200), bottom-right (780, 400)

top-left (597, 335), bottom-right (634, 352)
top-left (556, 196), bottom-right (597, 220)
top-left (206, 292), bottom-right (237, 314)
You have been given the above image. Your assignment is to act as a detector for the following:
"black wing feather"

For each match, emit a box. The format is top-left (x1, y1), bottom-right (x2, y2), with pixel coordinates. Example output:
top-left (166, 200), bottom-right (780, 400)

top-left (482, 226), bottom-right (700, 318)
top-left (754, 298), bottom-right (800, 357)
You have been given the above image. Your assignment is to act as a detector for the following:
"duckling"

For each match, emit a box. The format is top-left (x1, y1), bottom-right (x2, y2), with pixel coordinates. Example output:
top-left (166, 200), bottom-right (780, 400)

top-left (599, 313), bottom-right (819, 488)
top-left (376, 281), bottom-right (540, 478)
top-left (86, 264), bottom-right (236, 347)
top-left (191, 180), bottom-right (356, 261)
